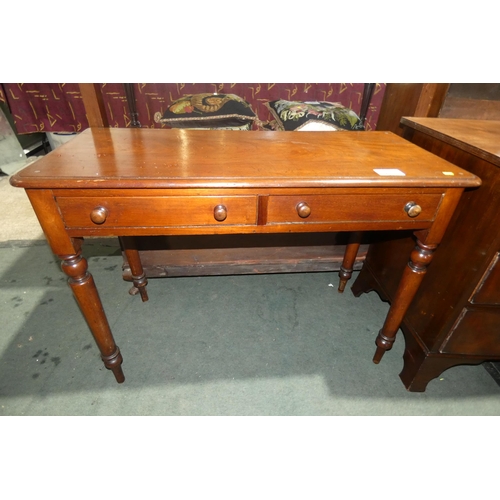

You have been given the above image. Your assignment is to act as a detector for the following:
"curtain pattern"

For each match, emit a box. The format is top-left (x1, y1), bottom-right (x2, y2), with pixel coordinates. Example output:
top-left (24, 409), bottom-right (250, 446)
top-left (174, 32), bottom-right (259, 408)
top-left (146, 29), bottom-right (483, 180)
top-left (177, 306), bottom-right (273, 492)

top-left (1, 83), bottom-right (89, 134)
top-left (1, 83), bottom-right (386, 134)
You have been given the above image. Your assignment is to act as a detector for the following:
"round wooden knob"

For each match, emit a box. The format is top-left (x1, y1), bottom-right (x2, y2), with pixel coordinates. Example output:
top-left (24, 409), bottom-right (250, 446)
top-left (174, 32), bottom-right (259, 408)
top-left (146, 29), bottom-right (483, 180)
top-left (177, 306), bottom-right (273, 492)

top-left (214, 204), bottom-right (227, 222)
top-left (90, 206), bottom-right (108, 224)
top-left (404, 201), bottom-right (422, 218)
top-left (296, 201), bottom-right (311, 218)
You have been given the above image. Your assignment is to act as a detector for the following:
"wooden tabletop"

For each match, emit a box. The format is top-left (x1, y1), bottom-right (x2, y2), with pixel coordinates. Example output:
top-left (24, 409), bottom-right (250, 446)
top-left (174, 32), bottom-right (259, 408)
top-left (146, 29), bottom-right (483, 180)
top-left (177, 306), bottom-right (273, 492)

top-left (11, 128), bottom-right (481, 190)
top-left (401, 117), bottom-right (500, 167)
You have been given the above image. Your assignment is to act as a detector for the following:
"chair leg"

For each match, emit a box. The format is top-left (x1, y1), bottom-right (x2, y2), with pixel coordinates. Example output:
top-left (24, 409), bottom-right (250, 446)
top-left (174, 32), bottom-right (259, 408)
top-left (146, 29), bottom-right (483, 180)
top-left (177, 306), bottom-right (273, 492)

top-left (338, 231), bottom-right (363, 292)
top-left (119, 236), bottom-right (149, 302)
top-left (359, 83), bottom-right (376, 129)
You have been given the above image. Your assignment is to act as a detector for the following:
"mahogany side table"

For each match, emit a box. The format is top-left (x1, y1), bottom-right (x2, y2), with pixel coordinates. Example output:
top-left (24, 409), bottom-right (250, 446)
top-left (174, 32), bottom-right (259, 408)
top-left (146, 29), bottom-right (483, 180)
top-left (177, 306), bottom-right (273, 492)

top-left (10, 128), bottom-right (480, 387)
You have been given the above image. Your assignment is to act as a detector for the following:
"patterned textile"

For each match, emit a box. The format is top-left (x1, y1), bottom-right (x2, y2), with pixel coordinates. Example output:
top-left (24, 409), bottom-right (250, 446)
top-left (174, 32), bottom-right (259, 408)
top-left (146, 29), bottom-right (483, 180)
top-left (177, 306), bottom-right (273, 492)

top-left (266, 99), bottom-right (364, 131)
top-left (0, 83), bottom-right (386, 134)
top-left (0, 85), bottom-right (6, 105)
top-left (1, 83), bottom-right (89, 134)
top-left (159, 93), bottom-right (257, 128)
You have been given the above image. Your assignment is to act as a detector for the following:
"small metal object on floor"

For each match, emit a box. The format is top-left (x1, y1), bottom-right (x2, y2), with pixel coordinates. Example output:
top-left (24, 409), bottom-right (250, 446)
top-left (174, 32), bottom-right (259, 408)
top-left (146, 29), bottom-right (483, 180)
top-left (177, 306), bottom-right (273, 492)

top-left (483, 362), bottom-right (500, 387)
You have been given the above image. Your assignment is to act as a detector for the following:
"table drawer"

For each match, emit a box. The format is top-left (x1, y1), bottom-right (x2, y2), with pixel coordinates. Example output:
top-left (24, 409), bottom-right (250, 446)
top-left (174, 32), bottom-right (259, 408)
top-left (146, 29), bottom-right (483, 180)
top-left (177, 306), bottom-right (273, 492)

top-left (57, 196), bottom-right (257, 228)
top-left (267, 194), bottom-right (442, 224)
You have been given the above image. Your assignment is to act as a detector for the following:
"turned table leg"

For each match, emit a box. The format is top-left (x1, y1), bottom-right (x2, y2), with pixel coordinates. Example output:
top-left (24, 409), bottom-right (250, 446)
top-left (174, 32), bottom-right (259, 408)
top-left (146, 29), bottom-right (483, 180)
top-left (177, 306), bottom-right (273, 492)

top-left (120, 236), bottom-right (149, 302)
top-left (373, 238), bottom-right (436, 364)
top-left (338, 231), bottom-right (363, 292)
top-left (61, 249), bottom-right (125, 383)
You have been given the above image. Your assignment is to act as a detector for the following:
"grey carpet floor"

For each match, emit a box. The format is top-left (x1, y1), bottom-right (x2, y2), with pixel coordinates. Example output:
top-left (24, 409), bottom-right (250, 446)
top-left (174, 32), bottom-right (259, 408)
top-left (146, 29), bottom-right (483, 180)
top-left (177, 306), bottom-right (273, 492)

top-left (1, 237), bottom-right (499, 415)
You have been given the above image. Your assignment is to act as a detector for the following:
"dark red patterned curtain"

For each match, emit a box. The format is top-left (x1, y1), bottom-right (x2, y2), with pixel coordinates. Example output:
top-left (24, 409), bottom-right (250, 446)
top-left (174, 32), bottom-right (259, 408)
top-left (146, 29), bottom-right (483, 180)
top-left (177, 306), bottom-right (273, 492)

top-left (1, 83), bottom-right (386, 134)
top-left (0, 84), bottom-right (6, 105)
top-left (1, 83), bottom-right (89, 134)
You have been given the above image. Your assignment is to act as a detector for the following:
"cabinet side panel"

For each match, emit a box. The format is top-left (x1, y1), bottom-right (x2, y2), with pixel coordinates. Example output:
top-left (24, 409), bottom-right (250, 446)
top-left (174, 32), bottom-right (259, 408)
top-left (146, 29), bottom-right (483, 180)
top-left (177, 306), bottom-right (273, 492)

top-left (394, 129), bottom-right (500, 351)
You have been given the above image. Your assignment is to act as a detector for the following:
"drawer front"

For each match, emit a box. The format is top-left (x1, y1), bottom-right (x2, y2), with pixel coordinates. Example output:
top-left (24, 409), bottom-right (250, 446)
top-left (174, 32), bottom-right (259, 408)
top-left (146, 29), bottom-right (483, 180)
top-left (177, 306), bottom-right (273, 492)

top-left (440, 308), bottom-right (500, 357)
top-left (266, 194), bottom-right (442, 224)
top-left (57, 196), bottom-right (257, 228)
top-left (470, 252), bottom-right (500, 305)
